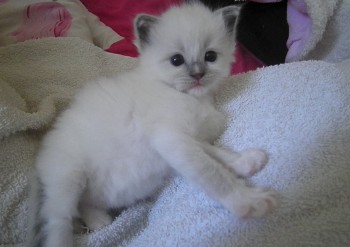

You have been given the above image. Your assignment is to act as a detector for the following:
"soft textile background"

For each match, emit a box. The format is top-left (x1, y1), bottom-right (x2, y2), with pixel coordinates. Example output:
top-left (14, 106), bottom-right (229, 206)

top-left (0, 38), bottom-right (349, 246)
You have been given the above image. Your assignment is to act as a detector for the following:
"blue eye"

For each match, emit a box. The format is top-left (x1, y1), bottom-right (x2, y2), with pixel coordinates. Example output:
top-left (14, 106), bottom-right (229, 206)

top-left (205, 51), bottom-right (217, 62)
top-left (170, 54), bottom-right (185, 66)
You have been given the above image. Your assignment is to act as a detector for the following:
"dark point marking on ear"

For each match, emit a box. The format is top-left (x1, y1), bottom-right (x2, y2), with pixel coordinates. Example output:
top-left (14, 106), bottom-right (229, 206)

top-left (134, 14), bottom-right (159, 51)
top-left (215, 5), bottom-right (241, 36)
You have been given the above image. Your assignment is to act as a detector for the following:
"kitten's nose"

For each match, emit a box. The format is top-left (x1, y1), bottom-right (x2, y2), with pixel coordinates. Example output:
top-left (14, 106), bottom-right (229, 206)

top-left (190, 72), bottom-right (205, 80)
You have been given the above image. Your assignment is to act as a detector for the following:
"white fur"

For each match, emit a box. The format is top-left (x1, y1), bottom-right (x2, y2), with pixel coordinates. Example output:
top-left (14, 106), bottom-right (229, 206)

top-left (27, 3), bottom-right (276, 247)
top-left (137, 4), bottom-right (237, 97)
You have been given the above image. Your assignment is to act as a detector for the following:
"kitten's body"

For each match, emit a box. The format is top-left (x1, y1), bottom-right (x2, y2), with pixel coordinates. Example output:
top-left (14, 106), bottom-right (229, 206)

top-left (27, 3), bottom-right (276, 247)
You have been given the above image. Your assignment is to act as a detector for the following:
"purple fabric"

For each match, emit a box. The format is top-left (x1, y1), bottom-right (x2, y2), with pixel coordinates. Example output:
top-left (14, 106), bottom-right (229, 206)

top-left (250, 0), bottom-right (312, 62)
top-left (285, 0), bottom-right (311, 61)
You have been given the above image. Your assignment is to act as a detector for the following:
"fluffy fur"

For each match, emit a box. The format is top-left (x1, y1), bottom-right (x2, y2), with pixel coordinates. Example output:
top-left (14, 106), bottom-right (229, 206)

top-left (26, 3), bottom-right (276, 247)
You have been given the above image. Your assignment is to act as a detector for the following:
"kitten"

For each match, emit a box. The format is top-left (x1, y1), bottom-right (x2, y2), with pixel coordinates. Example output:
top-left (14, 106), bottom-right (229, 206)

top-left (26, 3), bottom-right (276, 247)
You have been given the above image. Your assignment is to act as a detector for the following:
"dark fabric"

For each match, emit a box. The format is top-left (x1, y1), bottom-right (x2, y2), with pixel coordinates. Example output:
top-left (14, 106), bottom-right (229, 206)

top-left (200, 0), bottom-right (289, 65)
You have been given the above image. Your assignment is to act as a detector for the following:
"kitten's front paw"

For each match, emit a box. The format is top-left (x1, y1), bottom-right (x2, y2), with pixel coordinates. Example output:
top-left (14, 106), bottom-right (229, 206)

top-left (234, 149), bottom-right (268, 177)
top-left (225, 187), bottom-right (277, 219)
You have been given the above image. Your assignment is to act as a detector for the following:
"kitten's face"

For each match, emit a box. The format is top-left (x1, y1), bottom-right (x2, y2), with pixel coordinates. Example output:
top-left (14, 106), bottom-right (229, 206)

top-left (135, 4), bottom-right (240, 97)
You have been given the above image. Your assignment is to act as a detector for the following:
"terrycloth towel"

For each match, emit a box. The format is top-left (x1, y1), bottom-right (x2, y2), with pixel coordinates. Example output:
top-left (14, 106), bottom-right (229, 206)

top-left (304, 0), bottom-right (350, 62)
top-left (1, 38), bottom-right (350, 247)
top-left (81, 59), bottom-right (350, 247)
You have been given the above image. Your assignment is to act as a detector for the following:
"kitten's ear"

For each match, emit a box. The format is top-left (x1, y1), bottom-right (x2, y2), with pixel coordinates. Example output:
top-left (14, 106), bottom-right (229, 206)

top-left (134, 14), bottom-right (159, 52)
top-left (215, 5), bottom-right (241, 36)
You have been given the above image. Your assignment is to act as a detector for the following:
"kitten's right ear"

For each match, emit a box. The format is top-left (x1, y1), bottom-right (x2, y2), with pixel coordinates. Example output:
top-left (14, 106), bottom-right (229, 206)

top-left (134, 14), bottom-right (159, 52)
top-left (215, 5), bottom-right (241, 37)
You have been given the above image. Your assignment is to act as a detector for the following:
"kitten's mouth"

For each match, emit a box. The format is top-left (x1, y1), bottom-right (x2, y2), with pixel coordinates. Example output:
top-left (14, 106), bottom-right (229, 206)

top-left (184, 80), bottom-right (206, 94)
top-left (192, 80), bottom-right (202, 89)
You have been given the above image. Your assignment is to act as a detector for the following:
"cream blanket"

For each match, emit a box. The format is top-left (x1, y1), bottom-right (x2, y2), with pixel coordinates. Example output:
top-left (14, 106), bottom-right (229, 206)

top-left (1, 0), bottom-right (350, 245)
top-left (0, 38), bottom-right (136, 246)
top-left (0, 36), bottom-right (349, 246)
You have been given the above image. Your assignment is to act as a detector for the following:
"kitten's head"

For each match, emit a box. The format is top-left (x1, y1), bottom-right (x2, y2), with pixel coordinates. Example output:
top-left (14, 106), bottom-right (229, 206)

top-left (134, 3), bottom-right (240, 97)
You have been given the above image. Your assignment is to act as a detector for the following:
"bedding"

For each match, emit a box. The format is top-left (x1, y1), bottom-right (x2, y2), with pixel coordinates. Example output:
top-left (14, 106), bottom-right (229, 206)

top-left (80, 0), bottom-right (265, 74)
top-left (1, 0), bottom-right (350, 246)
top-left (0, 0), bottom-right (121, 49)
top-left (0, 0), bottom-right (264, 74)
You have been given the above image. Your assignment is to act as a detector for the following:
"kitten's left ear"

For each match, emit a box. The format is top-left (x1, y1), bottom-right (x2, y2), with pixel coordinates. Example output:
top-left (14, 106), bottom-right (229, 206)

top-left (134, 14), bottom-right (159, 52)
top-left (215, 5), bottom-right (241, 36)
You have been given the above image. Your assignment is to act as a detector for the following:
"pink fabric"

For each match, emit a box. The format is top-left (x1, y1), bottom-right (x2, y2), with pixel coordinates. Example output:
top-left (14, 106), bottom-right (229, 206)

top-left (231, 43), bottom-right (265, 74)
top-left (81, 0), bottom-right (264, 74)
top-left (81, 0), bottom-right (183, 57)
top-left (12, 2), bottom-right (72, 42)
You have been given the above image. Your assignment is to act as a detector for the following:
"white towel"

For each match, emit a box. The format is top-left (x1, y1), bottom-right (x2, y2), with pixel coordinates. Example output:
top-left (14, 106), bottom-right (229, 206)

top-left (304, 0), bottom-right (350, 62)
top-left (1, 38), bottom-right (349, 247)
top-left (82, 60), bottom-right (350, 247)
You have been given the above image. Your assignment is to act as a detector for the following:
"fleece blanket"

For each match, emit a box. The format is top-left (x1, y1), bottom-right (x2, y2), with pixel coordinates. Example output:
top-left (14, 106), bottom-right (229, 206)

top-left (1, 37), bottom-right (350, 247)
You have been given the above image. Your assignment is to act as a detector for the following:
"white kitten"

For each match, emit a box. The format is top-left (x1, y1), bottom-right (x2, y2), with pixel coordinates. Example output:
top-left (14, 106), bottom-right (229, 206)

top-left (26, 3), bottom-right (276, 247)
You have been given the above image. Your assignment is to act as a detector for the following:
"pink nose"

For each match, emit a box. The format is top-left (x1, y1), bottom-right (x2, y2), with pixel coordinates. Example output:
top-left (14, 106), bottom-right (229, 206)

top-left (190, 73), bottom-right (205, 80)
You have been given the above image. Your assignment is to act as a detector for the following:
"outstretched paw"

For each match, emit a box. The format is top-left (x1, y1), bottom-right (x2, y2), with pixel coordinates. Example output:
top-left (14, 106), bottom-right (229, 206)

top-left (226, 187), bottom-right (277, 218)
top-left (233, 149), bottom-right (268, 177)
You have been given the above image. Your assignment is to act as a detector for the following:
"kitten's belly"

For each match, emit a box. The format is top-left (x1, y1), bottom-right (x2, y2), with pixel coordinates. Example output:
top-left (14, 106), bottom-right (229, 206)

top-left (83, 139), bottom-right (170, 209)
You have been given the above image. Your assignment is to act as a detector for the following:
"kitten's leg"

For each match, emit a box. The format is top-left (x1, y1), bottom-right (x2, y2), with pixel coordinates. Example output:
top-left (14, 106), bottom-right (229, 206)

top-left (80, 204), bottom-right (113, 231)
top-left (202, 144), bottom-right (268, 177)
top-left (151, 130), bottom-right (276, 218)
top-left (38, 167), bottom-right (86, 247)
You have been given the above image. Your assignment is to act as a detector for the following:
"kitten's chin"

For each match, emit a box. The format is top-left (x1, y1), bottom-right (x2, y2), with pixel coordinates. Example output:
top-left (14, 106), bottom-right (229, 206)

top-left (185, 84), bottom-right (212, 97)
top-left (185, 78), bottom-right (223, 97)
